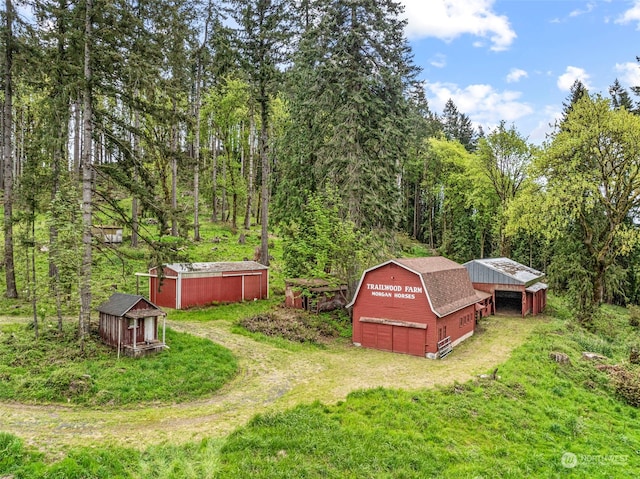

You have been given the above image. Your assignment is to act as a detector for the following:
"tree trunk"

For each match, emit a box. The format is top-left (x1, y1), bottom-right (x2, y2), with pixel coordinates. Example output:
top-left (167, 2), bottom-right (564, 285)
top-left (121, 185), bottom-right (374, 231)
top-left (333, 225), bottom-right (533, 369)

top-left (244, 115), bottom-right (255, 230)
top-left (3, 0), bottom-right (18, 299)
top-left (131, 106), bottom-right (140, 247)
top-left (259, 94), bottom-right (269, 266)
top-left (79, 0), bottom-right (94, 344)
top-left (171, 105), bottom-right (178, 236)
top-left (211, 129), bottom-right (218, 221)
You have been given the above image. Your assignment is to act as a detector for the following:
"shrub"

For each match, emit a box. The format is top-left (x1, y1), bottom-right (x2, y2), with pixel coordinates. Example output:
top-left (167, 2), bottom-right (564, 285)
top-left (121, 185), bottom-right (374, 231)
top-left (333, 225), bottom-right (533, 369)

top-left (609, 365), bottom-right (640, 407)
top-left (630, 305), bottom-right (640, 328)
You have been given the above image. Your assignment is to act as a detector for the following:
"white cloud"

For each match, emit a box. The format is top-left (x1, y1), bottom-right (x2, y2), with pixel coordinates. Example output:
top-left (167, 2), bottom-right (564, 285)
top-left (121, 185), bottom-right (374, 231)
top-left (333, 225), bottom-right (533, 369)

top-left (430, 53), bottom-right (447, 68)
top-left (616, 1), bottom-right (640, 28)
top-left (423, 81), bottom-right (534, 131)
top-left (400, 0), bottom-right (516, 51)
top-left (506, 68), bottom-right (528, 83)
top-left (615, 62), bottom-right (640, 86)
top-left (557, 66), bottom-right (592, 91)
top-left (569, 2), bottom-right (595, 17)
top-left (529, 106), bottom-right (563, 145)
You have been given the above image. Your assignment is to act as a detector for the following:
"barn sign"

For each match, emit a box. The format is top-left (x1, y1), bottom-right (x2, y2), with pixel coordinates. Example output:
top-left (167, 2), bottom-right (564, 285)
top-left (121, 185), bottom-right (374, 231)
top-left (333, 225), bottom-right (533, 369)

top-left (348, 257), bottom-right (483, 359)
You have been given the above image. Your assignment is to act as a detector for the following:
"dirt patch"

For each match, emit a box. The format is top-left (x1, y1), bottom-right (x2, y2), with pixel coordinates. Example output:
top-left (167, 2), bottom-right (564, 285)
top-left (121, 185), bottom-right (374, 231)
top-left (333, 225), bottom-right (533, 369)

top-left (0, 314), bottom-right (543, 456)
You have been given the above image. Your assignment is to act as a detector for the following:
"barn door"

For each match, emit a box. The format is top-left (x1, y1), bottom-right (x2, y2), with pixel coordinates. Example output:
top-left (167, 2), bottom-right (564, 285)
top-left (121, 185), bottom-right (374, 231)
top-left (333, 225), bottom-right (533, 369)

top-left (144, 317), bottom-right (155, 342)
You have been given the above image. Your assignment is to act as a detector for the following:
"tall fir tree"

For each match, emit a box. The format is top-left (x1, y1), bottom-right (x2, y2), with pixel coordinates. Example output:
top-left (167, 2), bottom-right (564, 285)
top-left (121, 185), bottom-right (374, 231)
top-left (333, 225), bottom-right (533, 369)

top-left (441, 98), bottom-right (477, 152)
top-left (276, 0), bottom-right (417, 231)
top-left (609, 78), bottom-right (635, 112)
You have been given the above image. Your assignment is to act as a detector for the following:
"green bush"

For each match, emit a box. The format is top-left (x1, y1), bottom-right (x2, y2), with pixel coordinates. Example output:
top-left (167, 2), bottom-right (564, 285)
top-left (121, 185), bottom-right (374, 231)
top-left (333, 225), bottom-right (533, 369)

top-left (629, 305), bottom-right (640, 328)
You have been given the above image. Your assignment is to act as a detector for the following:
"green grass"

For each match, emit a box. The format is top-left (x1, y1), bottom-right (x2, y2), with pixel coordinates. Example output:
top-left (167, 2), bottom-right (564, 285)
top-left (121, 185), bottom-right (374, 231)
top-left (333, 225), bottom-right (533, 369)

top-left (214, 317), bottom-right (640, 478)
top-left (169, 297), bottom-right (283, 322)
top-left (0, 322), bottom-right (237, 406)
top-left (4, 308), bottom-right (640, 478)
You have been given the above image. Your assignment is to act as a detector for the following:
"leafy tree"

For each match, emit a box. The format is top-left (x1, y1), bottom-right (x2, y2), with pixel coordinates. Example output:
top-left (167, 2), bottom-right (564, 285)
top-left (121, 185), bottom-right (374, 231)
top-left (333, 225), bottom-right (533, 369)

top-left (201, 76), bottom-right (250, 230)
top-left (281, 187), bottom-right (372, 296)
top-left (475, 121), bottom-right (533, 256)
top-left (537, 94), bottom-right (640, 321)
top-left (231, 0), bottom-right (293, 265)
top-left (424, 138), bottom-right (488, 262)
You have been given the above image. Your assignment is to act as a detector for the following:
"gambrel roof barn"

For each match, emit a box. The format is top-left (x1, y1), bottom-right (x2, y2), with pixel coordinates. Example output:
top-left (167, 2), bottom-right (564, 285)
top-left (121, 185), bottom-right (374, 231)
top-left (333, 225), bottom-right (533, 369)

top-left (348, 257), bottom-right (481, 358)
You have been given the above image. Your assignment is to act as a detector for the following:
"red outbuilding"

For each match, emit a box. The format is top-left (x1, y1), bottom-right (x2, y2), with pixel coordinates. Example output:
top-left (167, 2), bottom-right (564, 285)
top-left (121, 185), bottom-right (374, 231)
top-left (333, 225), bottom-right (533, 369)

top-left (144, 261), bottom-right (269, 310)
top-left (348, 257), bottom-right (481, 359)
top-left (463, 257), bottom-right (547, 317)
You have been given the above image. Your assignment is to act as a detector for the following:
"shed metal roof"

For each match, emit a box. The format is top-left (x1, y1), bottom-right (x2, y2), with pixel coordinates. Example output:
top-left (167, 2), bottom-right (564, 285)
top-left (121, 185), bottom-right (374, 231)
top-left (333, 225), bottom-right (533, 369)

top-left (96, 293), bottom-right (165, 317)
top-left (463, 258), bottom-right (545, 287)
top-left (161, 261), bottom-right (268, 274)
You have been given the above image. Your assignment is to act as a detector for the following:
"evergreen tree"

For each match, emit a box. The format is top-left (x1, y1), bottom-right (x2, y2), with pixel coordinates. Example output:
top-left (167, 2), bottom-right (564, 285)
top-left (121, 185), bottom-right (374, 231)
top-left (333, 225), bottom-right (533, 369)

top-left (441, 98), bottom-right (477, 152)
top-left (609, 78), bottom-right (635, 112)
top-left (2, 0), bottom-right (18, 298)
top-left (559, 79), bottom-right (588, 125)
top-left (276, 0), bottom-right (417, 231)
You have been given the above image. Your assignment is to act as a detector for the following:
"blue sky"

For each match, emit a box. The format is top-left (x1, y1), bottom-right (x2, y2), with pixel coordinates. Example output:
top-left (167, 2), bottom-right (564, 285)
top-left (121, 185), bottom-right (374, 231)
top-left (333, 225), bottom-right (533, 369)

top-left (399, 0), bottom-right (640, 144)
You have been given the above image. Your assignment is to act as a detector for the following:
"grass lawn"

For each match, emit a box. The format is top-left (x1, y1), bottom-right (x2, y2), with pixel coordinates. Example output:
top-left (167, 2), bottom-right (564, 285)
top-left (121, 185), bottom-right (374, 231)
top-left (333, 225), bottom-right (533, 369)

top-left (2, 299), bottom-right (640, 477)
top-left (0, 322), bottom-right (237, 406)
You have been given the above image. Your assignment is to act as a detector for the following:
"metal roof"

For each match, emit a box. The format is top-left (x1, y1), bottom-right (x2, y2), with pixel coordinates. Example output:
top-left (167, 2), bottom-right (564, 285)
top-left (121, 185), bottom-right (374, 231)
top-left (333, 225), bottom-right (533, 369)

top-left (161, 261), bottom-right (268, 274)
top-left (96, 293), bottom-right (165, 317)
top-left (463, 257), bottom-right (545, 287)
top-left (525, 282), bottom-right (548, 293)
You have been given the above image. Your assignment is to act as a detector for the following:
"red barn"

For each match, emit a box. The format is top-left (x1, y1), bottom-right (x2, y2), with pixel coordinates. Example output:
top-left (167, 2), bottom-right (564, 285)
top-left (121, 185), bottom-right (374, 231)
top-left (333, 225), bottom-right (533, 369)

top-left (348, 257), bottom-right (481, 359)
top-left (463, 258), bottom-right (547, 317)
top-left (146, 261), bottom-right (269, 310)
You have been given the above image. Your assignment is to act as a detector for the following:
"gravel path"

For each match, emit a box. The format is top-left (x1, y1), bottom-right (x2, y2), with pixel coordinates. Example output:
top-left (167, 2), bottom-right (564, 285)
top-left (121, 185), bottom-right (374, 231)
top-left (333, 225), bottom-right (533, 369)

top-left (0, 315), bottom-right (539, 456)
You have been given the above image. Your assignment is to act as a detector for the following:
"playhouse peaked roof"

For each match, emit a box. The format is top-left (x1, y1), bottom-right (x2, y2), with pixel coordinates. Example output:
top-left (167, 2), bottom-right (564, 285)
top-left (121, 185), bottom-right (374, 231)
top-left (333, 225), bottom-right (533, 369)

top-left (96, 293), bottom-right (165, 318)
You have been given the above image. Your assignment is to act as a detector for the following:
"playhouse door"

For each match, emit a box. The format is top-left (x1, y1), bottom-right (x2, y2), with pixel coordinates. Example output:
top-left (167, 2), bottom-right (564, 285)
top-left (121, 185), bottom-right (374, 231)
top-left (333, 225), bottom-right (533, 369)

top-left (144, 317), bottom-right (155, 342)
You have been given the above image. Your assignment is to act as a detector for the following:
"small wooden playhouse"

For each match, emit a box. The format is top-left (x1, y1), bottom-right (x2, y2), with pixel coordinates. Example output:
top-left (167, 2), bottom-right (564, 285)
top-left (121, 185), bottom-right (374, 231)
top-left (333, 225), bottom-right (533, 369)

top-left (97, 293), bottom-right (166, 358)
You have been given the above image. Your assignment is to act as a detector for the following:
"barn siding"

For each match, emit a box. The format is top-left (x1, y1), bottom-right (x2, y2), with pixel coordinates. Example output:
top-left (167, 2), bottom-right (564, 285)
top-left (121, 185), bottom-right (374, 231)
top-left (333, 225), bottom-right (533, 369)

top-left (352, 263), bottom-right (433, 349)
top-left (150, 265), bottom-right (268, 310)
top-left (150, 266), bottom-right (178, 309)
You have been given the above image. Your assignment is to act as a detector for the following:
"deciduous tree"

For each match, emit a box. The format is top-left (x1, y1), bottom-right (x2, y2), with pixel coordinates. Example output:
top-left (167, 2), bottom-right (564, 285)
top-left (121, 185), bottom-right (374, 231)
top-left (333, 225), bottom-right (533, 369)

top-left (538, 95), bottom-right (640, 320)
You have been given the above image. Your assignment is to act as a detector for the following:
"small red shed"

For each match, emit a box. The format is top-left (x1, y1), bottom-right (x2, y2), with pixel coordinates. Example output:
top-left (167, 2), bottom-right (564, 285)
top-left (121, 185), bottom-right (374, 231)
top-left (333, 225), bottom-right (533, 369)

top-left (96, 293), bottom-right (166, 358)
top-left (145, 261), bottom-right (269, 310)
top-left (463, 257), bottom-right (547, 317)
top-left (348, 257), bottom-right (481, 359)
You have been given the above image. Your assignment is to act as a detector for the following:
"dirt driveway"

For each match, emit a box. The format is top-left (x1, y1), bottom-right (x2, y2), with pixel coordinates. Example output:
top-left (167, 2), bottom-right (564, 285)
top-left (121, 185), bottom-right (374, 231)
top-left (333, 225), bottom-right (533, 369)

top-left (0, 315), bottom-right (539, 455)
